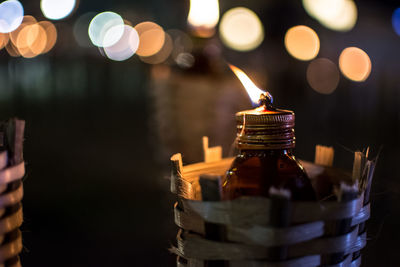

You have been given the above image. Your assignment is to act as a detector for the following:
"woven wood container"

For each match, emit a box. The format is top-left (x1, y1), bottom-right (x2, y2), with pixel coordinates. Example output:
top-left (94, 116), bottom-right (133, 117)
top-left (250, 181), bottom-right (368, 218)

top-left (170, 137), bottom-right (376, 267)
top-left (0, 119), bottom-right (25, 267)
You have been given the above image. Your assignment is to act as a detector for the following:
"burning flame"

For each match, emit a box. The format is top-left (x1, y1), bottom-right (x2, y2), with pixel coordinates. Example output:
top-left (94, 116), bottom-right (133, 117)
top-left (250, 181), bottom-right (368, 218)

top-left (187, 0), bottom-right (219, 38)
top-left (228, 64), bottom-right (266, 105)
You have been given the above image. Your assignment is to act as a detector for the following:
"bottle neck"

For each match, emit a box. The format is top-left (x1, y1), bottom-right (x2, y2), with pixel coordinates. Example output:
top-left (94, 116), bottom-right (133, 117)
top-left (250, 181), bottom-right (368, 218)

top-left (235, 126), bottom-right (296, 150)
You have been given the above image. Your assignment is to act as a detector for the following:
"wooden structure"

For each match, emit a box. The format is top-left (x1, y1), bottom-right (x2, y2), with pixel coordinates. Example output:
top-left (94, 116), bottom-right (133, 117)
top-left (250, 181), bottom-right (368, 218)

top-left (0, 119), bottom-right (25, 267)
top-left (170, 137), bottom-right (376, 267)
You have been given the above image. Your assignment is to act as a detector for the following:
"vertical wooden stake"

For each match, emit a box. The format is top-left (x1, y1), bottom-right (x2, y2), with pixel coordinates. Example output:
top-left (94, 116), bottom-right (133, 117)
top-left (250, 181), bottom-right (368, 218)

top-left (353, 150), bottom-right (377, 260)
top-left (202, 136), bottom-right (222, 163)
top-left (314, 145), bottom-right (334, 167)
top-left (199, 175), bottom-right (225, 267)
top-left (268, 187), bottom-right (291, 261)
top-left (325, 183), bottom-right (358, 264)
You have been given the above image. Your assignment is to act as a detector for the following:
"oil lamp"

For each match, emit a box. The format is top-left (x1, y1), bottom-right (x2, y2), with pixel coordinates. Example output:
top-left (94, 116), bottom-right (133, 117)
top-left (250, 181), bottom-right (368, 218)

top-left (222, 65), bottom-right (316, 201)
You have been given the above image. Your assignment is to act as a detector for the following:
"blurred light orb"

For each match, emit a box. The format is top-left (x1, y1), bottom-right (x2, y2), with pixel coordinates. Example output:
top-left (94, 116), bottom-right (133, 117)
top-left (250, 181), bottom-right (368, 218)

top-left (0, 0), bottom-right (24, 33)
top-left (303, 0), bottom-right (344, 20)
top-left (5, 41), bottom-right (20, 56)
top-left (320, 0), bottom-right (357, 31)
top-left (8, 16), bottom-right (54, 58)
top-left (88, 11), bottom-right (124, 47)
top-left (168, 29), bottom-right (193, 60)
top-left (176, 52), bottom-right (195, 68)
top-left (307, 58), bottom-right (340, 94)
top-left (16, 23), bottom-right (47, 58)
top-left (303, 0), bottom-right (357, 32)
top-left (219, 7), bottom-right (264, 51)
top-left (339, 47), bottom-right (371, 82)
top-left (139, 33), bottom-right (173, 64)
top-left (187, 0), bottom-right (219, 37)
top-left (73, 12), bottom-right (96, 47)
top-left (25, 24), bottom-right (47, 57)
top-left (284, 25), bottom-right (320, 61)
top-left (135, 21), bottom-right (165, 57)
top-left (0, 33), bottom-right (9, 49)
top-left (39, 21), bottom-right (57, 53)
top-left (392, 8), bottom-right (400, 36)
top-left (9, 15), bottom-right (37, 47)
top-left (104, 25), bottom-right (139, 61)
top-left (40, 0), bottom-right (76, 20)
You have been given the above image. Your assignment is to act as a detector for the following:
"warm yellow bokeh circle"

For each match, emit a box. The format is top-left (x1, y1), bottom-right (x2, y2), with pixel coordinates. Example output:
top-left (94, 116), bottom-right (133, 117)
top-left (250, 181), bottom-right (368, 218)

top-left (284, 25), bottom-right (320, 61)
top-left (339, 47), bottom-right (371, 82)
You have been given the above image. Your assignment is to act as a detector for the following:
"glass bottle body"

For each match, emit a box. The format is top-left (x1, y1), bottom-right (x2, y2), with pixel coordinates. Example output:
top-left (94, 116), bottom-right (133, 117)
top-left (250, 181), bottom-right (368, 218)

top-left (222, 149), bottom-right (316, 201)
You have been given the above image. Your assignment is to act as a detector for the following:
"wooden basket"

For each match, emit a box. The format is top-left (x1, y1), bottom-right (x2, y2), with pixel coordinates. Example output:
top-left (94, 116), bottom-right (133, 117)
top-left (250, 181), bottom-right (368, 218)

top-left (0, 119), bottom-right (26, 267)
top-left (170, 137), bottom-right (376, 267)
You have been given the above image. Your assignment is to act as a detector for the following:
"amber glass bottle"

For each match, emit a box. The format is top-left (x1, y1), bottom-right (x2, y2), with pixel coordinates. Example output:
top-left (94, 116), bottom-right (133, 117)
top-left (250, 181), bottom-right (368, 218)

top-left (222, 101), bottom-right (316, 201)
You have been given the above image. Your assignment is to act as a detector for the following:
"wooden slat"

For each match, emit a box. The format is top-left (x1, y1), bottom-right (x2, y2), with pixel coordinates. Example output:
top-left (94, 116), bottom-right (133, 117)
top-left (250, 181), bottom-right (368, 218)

top-left (174, 226), bottom-right (361, 261)
top-left (202, 136), bottom-right (222, 163)
top-left (0, 230), bottom-right (22, 262)
top-left (180, 194), bottom-right (363, 225)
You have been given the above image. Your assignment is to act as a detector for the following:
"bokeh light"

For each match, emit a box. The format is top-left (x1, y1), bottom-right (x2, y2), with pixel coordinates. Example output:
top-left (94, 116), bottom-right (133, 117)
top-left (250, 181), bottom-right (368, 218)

top-left (303, 0), bottom-right (344, 20)
top-left (284, 25), bottom-right (320, 61)
top-left (7, 16), bottom-right (56, 58)
top-left (339, 47), bottom-right (371, 82)
top-left (16, 23), bottom-right (47, 58)
top-left (9, 15), bottom-right (37, 47)
top-left (88, 12), bottom-right (124, 48)
top-left (5, 41), bottom-right (19, 56)
top-left (392, 7), bottom-right (400, 36)
top-left (40, 0), bottom-right (76, 20)
top-left (303, 0), bottom-right (357, 32)
top-left (38, 21), bottom-right (57, 53)
top-left (104, 25), bottom-right (139, 61)
top-left (139, 33), bottom-right (173, 64)
top-left (135, 21), bottom-right (165, 57)
top-left (187, 0), bottom-right (219, 38)
top-left (73, 12), bottom-right (96, 47)
top-left (307, 58), bottom-right (340, 94)
top-left (0, 0), bottom-right (24, 33)
top-left (0, 33), bottom-right (9, 49)
top-left (175, 52), bottom-right (195, 69)
top-left (168, 29), bottom-right (193, 61)
top-left (219, 7), bottom-right (264, 51)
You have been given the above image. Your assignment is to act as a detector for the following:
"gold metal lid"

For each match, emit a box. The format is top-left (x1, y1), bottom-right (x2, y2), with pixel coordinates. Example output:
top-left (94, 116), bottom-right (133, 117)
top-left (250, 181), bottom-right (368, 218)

top-left (235, 102), bottom-right (296, 150)
top-left (236, 107), bottom-right (294, 128)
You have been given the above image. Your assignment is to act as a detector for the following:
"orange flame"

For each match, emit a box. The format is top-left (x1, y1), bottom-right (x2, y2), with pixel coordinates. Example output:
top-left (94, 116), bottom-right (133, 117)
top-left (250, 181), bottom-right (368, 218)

top-left (228, 64), bottom-right (265, 104)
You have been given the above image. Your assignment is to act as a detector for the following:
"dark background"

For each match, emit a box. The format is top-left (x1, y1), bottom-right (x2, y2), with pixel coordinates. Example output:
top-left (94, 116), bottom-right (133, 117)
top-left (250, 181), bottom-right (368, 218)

top-left (0, 0), bottom-right (399, 266)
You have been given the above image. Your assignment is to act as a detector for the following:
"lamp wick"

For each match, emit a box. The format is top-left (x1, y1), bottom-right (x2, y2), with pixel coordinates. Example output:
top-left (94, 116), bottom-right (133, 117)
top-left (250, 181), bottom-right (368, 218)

top-left (259, 92), bottom-right (273, 109)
